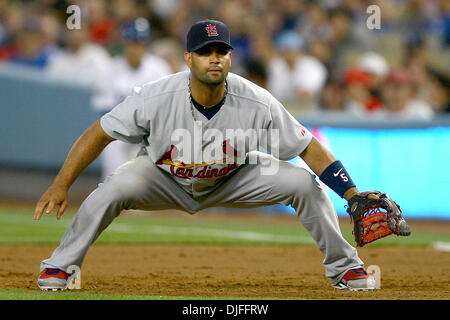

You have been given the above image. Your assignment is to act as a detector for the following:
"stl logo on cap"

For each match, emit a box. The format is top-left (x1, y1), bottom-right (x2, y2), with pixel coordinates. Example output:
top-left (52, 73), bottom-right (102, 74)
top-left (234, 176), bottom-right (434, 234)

top-left (205, 23), bottom-right (218, 37)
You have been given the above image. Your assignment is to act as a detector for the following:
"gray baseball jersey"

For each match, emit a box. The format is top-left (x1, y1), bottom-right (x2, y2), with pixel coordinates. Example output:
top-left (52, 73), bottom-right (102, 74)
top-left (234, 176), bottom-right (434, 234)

top-left (100, 71), bottom-right (313, 197)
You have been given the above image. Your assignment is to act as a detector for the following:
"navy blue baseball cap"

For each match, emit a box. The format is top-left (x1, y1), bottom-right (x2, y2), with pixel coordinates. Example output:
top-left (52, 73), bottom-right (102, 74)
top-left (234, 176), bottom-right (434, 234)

top-left (122, 18), bottom-right (151, 42)
top-left (186, 19), bottom-right (233, 52)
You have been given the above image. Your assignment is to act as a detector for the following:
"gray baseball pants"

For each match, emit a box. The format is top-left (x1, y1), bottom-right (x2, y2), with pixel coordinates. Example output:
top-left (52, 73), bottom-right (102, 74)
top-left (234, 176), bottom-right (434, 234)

top-left (40, 151), bottom-right (363, 286)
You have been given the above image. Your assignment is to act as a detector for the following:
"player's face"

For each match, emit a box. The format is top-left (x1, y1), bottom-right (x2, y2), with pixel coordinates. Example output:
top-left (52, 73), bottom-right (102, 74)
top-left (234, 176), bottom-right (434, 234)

top-left (185, 44), bottom-right (232, 86)
top-left (125, 41), bottom-right (146, 68)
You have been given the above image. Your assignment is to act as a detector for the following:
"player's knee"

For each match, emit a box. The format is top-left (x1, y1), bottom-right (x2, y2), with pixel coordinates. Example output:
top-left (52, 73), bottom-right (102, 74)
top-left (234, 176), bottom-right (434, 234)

top-left (101, 173), bottom-right (148, 203)
top-left (298, 172), bottom-right (322, 200)
top-left (283, 167), bottom-right (320, 199)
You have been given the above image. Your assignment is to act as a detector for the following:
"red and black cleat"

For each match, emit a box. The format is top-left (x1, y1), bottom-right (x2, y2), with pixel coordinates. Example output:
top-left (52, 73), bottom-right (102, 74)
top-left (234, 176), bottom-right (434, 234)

top-left (37, 268), bottom-right (69, 291)
top-left (333, 268), bottom-right (376, 291)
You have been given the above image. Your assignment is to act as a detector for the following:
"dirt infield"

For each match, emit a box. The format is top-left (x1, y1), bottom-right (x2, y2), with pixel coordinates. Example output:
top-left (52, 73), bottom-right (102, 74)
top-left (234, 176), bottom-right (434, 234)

top-left (1, 244), bottom-right (449, 299)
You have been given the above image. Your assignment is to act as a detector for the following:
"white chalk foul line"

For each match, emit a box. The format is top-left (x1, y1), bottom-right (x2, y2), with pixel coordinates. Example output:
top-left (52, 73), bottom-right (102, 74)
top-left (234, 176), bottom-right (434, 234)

top-left (108, 224), bottom-right (314, 244)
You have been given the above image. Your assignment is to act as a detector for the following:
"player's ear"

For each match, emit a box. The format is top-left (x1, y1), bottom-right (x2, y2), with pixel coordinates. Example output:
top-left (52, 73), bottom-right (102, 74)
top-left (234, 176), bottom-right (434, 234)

top-left (184, 52), bottom-right (192, 69)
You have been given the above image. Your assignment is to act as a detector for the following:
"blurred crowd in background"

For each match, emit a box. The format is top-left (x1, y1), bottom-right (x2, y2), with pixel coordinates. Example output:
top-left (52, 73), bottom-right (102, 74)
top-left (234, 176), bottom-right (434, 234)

top-left (0, 0), bottom-right (449, 120)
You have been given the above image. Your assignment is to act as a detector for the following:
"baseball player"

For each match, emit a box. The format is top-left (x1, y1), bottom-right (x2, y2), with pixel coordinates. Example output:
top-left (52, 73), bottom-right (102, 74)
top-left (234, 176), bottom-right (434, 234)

top-left (94, 18), bottom-right (173, 179)
top-left (35, 20), bottom-right (409, 292)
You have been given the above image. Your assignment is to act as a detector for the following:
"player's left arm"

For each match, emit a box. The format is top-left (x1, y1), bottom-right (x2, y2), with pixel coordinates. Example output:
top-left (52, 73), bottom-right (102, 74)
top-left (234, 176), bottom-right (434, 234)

top-left (299, 136), bottom-right (359, 200)
top-left (300, 136), bottom-right (410, 246)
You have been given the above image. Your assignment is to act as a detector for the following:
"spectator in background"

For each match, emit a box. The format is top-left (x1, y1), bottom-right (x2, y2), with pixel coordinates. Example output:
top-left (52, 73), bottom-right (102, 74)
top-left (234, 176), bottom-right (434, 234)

top-left (247, 32), bottom-right (275, 66)
top-left (327, 6), bottom-right (366, 78)
top-left (319, 80), bottom-right (346, 113)
top-left (168, 0), bottom-right (217, 41)
top-left (95, 18), bottom-right (173, 179)
top-left (277, 0), bottom-right (303, 32)
top-left (150, 37), bottom-right (188, 73)
top-left (0, 2), bottom-right (24, 61)
top-left (426, 70), bottom-right (450, 113)
top-left (402, 0), bottom-right (429, 49)
top-left (150, 0), bottom-right (180, 21)
top-left (107, 0), bottom-right (142, 54)
top-left (0, 33), bottom-right (12, 62)
top-left (0, 21), bottom-right (5, 53)
top-left (8, 15), bottom-right (55, 68)
top-left (267, 30), bottom-right (327, 111)
top-left (216, 0), bottom-right (252, 74)
top-left (111, 0), bottom-right (140, 25)
top-left (40, 9), bottom-right (62, 51)
top-left (244, 58), bottom-right (268, 89)
top-left (46, 23), bottom-right (111, 88)
top-left (376, 69), bottom-right (435, 120)
top-left (402, 40), bottom-right (448, 113)
top-left (307, 39), bottom-right (332, 73)
top-left (87, 0), bottom-right (115, 46)
top-left (357, 51), bottom-right (389, 102)
top-left (298, 0), bottom-right (331, 43)
top-left (343, 68), bottom-right (382, 116)
top-left (439, 0), bottom-right (450, 47)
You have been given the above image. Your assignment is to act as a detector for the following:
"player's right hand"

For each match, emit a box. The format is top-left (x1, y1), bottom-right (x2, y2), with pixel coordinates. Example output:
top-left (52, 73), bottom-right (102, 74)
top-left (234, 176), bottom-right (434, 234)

top-left (34, 184), bottom-right (69, 220)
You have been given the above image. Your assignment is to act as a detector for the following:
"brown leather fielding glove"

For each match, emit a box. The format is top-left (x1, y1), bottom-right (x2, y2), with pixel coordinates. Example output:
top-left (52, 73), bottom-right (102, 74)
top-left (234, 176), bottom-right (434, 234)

top-left (346, 191), bottom-right (411, 247)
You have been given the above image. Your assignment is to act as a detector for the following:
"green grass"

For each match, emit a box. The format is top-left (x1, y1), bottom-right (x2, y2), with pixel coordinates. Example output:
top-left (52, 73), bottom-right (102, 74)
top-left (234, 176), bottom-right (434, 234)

top-left (0, 288), bottom-right (268, 300)
top-left (0, 207), bottom-right (448, 247)
top-left (0, 207), bottom-right (313, 245)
